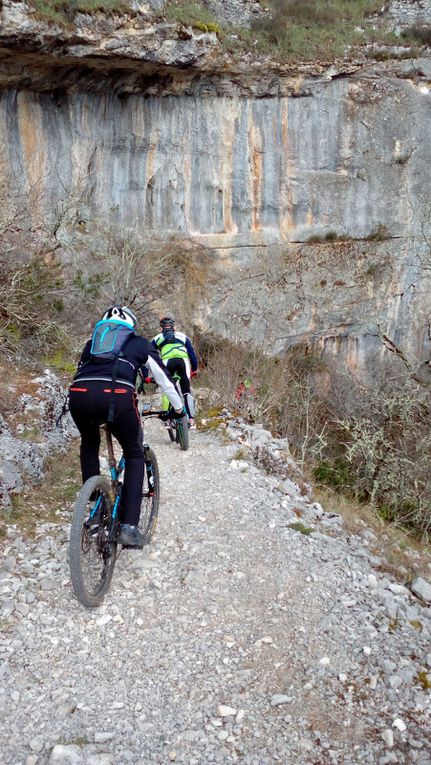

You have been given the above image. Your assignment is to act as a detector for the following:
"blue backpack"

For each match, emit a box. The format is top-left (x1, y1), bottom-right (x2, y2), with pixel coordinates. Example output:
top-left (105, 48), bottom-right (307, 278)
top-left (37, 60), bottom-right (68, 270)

top-left (89, 319), bottom-right (136, 422)
top-left (90, 319), bottom-right (136, 361)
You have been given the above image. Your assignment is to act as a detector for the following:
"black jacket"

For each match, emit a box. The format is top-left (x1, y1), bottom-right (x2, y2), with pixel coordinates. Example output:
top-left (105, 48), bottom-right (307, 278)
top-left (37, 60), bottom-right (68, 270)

top-left (73, 334), bottom-right (183, 410)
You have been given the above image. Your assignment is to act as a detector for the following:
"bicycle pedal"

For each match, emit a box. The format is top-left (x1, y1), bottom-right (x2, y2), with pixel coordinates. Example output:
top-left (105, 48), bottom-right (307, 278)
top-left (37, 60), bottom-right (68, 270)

top-left (84, 521), bottom-right (99, 535)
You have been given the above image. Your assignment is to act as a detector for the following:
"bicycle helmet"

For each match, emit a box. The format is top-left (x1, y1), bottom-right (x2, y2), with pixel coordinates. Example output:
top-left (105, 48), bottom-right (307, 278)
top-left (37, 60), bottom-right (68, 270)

top-left (160, 316), bottom-right (175, 329)
top-left (102, 305), bottom-right (137, 328)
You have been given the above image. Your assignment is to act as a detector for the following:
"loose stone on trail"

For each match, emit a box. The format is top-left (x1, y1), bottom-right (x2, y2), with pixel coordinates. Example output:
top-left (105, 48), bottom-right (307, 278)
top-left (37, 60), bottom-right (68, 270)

top-left (217, 705), bottom-right (237, 717)
top-left (1, 417), bottom-right (431, 764)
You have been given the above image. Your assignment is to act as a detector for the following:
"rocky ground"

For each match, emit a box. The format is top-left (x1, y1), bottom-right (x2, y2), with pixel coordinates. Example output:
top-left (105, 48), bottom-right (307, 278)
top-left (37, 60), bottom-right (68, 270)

top-left (0, 415), bottom-right (431, 765)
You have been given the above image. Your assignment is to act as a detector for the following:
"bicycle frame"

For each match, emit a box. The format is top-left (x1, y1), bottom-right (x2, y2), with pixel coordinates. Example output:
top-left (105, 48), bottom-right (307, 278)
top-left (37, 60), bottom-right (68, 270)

top-left (162, 372), bottom-right (195, 421)
top-left (104, 425), bottom-right (124, 524)
top-left (83, 426), bottom-right (123, 543)
top-left (161, 372), bottom-right (183, 413)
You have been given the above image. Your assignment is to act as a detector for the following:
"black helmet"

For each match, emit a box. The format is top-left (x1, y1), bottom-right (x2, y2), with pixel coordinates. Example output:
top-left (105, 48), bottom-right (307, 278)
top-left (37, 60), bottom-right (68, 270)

top-left (102, 305), bottom-right (137, 328)
top-left (160, 316), bottom-right (175, 329)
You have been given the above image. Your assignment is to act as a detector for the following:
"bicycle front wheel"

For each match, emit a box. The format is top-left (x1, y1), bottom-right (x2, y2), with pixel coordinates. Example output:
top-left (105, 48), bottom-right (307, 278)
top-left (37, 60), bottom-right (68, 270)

top-left (175, 413), bottom-right (189, 451)
top-left (161, 392), bottom-right (175, 442)
top-left (166, 421), bottom-right (176, 442)
top-left (69, 475), bottom-right (118, 608)
top-left (139, 447), bottom-right (160, 543)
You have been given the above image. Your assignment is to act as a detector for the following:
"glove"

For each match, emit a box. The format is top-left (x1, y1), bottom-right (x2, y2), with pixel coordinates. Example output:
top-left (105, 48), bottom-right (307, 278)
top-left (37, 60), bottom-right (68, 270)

top-left (191, 370), bottom-right (198, 378)
top-left (160, 407), bottom-right (185, 422)
top-left (171, 407), bottom-right (186, 420)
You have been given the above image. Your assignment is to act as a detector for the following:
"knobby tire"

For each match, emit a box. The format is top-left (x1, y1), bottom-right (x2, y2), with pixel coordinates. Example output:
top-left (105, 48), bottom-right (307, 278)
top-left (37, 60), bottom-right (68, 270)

top-left (69, 475), bottom-right (118, 608)
top-left (139, 448), bottom-right (160, 543)
top-left (173, 379), bottom-right (189, 451)
top-left (176, 414), bottom-right (189, 451)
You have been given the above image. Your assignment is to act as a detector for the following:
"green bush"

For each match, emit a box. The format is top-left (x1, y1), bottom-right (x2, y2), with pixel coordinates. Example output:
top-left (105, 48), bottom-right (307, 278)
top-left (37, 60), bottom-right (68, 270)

top-left (313, 458), bottom-right (354, 491)
top-left (45, 350), bottom-right (77, 375)
top-left (288, 522), bottom-right (314, 535)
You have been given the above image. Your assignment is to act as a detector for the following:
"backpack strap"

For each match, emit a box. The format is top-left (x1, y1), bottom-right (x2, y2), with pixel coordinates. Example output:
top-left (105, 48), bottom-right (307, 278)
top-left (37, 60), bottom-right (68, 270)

top-left (107, 356), bottom-right (121, 423)
top-left (157, 336), bottom-right (186, 351)
top-left (107, 335), bottom-right (134, 423)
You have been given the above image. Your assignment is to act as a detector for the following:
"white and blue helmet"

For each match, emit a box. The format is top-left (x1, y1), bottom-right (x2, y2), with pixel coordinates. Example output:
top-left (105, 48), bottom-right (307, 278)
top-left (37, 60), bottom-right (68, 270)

top-left (102, 305), bottom-right (137, 328)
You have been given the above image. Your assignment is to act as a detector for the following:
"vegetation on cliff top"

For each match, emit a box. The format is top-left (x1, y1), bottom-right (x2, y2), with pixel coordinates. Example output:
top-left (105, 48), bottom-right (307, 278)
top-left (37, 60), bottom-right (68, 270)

top-left (27, 0), bottom-right (424, 63)
top-left (164, 1), bottom-right (221, 33)
top-left (239, 0), bottom-right (392, 62)
top-left (31, 0), bottom-right (129, 23)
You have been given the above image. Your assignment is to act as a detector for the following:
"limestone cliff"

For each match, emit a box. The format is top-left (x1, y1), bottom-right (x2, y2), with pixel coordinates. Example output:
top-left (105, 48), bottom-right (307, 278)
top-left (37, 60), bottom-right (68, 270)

top-left (1, 0), bottom-right (431, 369)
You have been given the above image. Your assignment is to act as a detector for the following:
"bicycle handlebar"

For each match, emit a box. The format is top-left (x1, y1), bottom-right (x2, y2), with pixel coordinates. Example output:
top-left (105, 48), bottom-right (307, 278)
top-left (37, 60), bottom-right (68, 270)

top-left (141, 409), bottom-right (165, 418)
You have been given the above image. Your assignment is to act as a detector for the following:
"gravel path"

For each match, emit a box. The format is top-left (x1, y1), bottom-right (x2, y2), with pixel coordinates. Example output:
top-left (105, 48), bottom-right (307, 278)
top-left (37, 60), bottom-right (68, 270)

top-left (1, 420), bottom-right (430, 765)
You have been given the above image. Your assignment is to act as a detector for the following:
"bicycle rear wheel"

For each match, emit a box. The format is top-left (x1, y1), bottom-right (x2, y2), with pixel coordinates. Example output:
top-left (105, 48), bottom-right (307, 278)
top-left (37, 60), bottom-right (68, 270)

top-left (69, 475), bottom-right (118, 608)
top-left (176, 413), bottom-right (189, 451)
top-left (139, 447), bottom-right (160, 543)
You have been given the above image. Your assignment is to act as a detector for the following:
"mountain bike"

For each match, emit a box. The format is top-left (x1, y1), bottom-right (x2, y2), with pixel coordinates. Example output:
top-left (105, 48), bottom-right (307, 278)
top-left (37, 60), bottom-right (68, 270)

top-left (69, 411), bottom-right (161, 608)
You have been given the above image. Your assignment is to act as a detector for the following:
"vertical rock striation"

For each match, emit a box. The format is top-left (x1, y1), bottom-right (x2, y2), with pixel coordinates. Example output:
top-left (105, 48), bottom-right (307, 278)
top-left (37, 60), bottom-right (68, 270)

top-left (1, 1), bottom-right (431, 364)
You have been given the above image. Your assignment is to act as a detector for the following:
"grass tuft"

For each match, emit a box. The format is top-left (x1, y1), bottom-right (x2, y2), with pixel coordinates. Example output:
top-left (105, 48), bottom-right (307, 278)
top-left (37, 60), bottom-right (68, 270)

top-left (30, 0), bottom-right (129, 23)
top-left (164, 1), bottom-right (220, 33)
top-left (366, 224), bottom-right (390, 241)
top-left (226, 0), bottom-right (394, 64)
top-left (416, 670), bottom-right (431, 691)
top-left (288, 521), bottom-right (314, 535)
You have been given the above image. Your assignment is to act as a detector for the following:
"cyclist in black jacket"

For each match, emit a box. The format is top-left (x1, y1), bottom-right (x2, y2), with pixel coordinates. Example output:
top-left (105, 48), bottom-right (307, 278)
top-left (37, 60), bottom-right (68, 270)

top-left (69, 305), bottom-right (184, 548)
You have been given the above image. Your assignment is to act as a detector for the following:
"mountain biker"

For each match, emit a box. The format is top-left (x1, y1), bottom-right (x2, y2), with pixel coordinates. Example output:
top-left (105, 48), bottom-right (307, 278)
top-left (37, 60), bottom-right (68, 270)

top-left (151, 316), bottom-right (198, 429)
top-left (69, 305), bottom-right (184, 549)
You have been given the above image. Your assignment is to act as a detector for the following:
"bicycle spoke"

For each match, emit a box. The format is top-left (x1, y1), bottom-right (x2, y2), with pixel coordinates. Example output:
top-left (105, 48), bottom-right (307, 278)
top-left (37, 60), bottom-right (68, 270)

top-left (69, 477), bottom-right (118, 608)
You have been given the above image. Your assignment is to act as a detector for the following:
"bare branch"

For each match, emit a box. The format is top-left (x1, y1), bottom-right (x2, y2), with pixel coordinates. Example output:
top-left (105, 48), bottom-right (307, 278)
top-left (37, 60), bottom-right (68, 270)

top-left (367, 325), bottom-right (431, 388)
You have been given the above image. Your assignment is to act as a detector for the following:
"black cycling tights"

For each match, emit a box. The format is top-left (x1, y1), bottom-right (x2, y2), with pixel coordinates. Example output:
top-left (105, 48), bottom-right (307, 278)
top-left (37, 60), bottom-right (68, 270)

top-left (69, 381), bottom-right (144, 526)
top-left (166, 357), bottom-right (191, 415)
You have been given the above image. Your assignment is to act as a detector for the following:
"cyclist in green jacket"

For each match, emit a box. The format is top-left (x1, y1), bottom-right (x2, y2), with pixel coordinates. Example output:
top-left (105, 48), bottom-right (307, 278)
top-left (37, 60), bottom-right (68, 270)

top-left (151, 316), bottom-right (198, 429)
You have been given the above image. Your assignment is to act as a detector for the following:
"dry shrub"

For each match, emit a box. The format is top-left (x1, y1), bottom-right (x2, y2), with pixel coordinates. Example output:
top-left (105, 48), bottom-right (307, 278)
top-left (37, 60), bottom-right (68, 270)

top-left (320, 371), bottom-right (431, 539)
top-left (69, 231), bottom-right (214, 337)
top-left (402, 24), bottom-right (431, 46)
top-left (0, 250), bottom-right (71, 360)
top-left (198, 334), bottom-right (329, 456)
top-left (0, 203), bottom-right (215, 364)
top-left (78, 232), bottom-right (180, 334)
top-left (198, 337), bottom-right (431, 540)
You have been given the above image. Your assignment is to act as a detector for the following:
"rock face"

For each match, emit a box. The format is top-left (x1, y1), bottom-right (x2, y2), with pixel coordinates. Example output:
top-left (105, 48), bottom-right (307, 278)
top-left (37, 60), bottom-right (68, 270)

top-left (0, 370), bottom-right (76, 508)
top-left (1, 1), bottom-right (431, 365)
